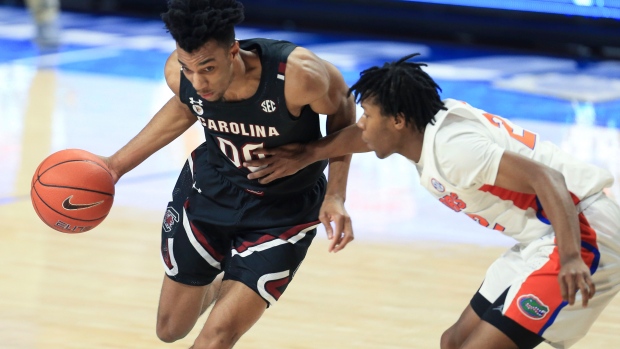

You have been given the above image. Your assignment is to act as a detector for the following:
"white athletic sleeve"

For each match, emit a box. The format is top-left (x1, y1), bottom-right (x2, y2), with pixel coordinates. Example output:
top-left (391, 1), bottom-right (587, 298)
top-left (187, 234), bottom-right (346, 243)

top-left (434, 115), bottom-right (505, 190)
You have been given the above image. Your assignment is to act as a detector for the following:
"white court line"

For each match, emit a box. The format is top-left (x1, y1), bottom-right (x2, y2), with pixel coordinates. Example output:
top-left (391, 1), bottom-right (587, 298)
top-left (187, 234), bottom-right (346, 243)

top-left (6, 47), bottom-right (122, 68)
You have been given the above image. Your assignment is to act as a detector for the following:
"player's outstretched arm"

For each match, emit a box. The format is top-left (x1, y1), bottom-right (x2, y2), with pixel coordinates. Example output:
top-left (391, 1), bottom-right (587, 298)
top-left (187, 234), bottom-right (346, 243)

top-left (280, 47), bottom-right (357, 252)
top-left (494, 151), bottom-right (595, 307)
top-left (102, 51), bottom-right (197, 183)
top-left (245, 124), bottom-right (369, 183)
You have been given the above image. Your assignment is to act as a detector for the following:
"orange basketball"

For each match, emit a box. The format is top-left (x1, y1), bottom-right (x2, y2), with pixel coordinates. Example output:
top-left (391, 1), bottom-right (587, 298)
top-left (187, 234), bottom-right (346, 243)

top-left (31, 149), bottom-right (115, 233)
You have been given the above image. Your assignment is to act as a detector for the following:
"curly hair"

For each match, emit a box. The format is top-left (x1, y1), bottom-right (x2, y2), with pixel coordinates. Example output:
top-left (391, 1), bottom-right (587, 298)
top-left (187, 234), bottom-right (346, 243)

top-left (349, 53), bottom-right (446, 132)
top-left (161, 0), bottom-right (245, 52)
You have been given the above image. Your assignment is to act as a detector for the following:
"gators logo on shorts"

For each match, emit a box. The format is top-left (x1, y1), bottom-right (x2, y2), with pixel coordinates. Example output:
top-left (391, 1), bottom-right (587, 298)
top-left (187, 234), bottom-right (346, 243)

top-left (518, 294), bottom-right (550, 320)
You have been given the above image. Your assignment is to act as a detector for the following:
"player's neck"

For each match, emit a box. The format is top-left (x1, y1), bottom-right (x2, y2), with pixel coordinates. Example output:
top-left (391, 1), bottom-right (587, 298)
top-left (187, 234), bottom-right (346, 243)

top-left (224, 50), bottom-right (261, 101)
top-left (397, 130), bottom-right (424, 163)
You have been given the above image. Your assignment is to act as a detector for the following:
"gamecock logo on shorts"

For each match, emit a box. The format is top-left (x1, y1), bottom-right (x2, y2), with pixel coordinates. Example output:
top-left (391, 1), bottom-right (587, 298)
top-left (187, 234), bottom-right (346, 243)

top-left (163, 206), bottom-right (180, 232)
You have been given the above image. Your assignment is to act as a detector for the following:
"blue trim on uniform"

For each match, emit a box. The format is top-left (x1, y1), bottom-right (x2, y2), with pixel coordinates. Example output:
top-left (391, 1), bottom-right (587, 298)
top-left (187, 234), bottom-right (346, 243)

top-left (581, 240), bottom-right (601, 275)
top-left (538, 300), bottom-right (568, 336)
top-left (535, 196), bottom-right (551, 225)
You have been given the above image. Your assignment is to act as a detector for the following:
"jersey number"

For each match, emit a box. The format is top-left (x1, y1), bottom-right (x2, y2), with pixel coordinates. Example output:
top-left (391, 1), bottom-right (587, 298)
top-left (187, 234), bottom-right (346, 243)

top-left (483, 113), bottom-right (537, 149)
top-left (466, 213), bottom-right (505, 232)
top-left (217, 137), bottom-right (265, 172)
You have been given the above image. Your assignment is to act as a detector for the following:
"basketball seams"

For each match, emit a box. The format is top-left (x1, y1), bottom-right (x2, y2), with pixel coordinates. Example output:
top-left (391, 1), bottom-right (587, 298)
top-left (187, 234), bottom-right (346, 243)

top-left (39, 159), bottom-right (114, 182)
top-left (39, 159), bottom-right (113, 175)
top-left (36, 182), bottom-right (114, 197)
top-left (31, 185), bottom-right (45, 222)
top-left (31, 184), bottom-right (110, 222)
top-left (37, 160), bottom-right (114, 196)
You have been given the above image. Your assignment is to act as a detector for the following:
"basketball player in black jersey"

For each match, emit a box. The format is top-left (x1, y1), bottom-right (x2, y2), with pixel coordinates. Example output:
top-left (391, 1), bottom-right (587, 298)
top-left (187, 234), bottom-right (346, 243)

top-left (99, 0), bottom-right (356, 348)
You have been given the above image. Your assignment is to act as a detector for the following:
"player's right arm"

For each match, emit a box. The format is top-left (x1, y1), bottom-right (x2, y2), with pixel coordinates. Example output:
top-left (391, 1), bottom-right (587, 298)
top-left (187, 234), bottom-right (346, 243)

top-left (104, 51), bottom-right (197, 183)
top-left (436, 120), bottom-right (594, 308)
top-left (246, 123), bottom-right (370, 182)
top-left (494, 152), bottom-right (595, 307)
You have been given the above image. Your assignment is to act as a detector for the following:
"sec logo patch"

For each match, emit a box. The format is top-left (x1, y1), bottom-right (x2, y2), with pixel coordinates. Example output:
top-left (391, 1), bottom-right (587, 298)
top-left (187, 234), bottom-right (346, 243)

top-left (431, 178), bottom-right (445, 192)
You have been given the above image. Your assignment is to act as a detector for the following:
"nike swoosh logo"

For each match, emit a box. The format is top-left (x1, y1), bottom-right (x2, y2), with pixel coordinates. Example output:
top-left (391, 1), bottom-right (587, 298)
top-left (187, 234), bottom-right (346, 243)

top-left (62, 195), bottom-right (104, 210)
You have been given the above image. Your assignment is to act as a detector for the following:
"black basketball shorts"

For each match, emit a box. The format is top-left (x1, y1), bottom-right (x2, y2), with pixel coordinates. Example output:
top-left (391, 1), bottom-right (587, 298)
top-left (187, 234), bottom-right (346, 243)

top-left (471, 289), bottom-right (544, 349)
top-left (160, 157), bottom-right (326, 306)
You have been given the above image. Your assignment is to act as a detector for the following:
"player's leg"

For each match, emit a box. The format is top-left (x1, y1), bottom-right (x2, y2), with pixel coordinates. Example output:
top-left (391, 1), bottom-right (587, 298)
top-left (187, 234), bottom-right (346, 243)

top-left (460, 322), bottom-right (520, 349)
top-left (440, 291), bottom-right (542, 349)
top-left (200, 272), bottom-right (224, 315)
top-left (156, 208), bottom-right (229, 343)
top-left (192, 280), bottom-right (267, 349)
top-left (191, 222), bottom-right (320, 349)
top-left (156, 155), bottom-right (230, 343)
top-left (441, 245), bottom-right (525, 349)
top-left (440, 304), bottom-right (482, 349)
top-left (460, 289), bottom-right (543, 349)
top-left (156, 273), bottom-right (224, 343)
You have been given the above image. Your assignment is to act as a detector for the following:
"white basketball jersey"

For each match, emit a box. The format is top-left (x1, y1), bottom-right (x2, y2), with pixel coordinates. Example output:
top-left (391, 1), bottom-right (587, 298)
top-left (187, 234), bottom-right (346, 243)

top-left (415, 98), bottom-right (614, 243)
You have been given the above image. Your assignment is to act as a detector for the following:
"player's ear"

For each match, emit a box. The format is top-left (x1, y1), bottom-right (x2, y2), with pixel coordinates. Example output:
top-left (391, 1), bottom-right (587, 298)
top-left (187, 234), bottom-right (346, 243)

top-left (230, 41), bottom-right (240, 59)
top-left (393, 113), bottom-right (406, 130)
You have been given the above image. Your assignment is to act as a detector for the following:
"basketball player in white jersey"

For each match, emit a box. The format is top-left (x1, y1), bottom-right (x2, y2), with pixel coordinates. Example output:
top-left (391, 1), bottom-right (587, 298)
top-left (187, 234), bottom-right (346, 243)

top-left (243, 54), bottom-right (620, 349)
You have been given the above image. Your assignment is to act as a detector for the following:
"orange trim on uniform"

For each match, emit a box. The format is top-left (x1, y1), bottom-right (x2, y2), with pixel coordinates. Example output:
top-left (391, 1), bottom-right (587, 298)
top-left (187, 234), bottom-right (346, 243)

top-left (479, 184), bottom-right (537, 211)
top-left (577, 211), bottom-right (599, 252)
top-left (503, 211), bottom-right (599, 336)
top-left (479, 185), bottom-right (581, 209)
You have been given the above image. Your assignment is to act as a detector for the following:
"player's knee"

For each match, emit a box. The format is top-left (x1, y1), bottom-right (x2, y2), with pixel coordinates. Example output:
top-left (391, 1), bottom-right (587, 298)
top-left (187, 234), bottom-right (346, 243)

top-left (156, 317), bottom-right (190, 343)
top-left (440, 326), bottom-right (459, 349)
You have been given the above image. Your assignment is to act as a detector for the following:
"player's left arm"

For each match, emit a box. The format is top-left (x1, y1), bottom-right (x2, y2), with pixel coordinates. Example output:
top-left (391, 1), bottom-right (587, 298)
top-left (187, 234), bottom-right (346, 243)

top-left (285, 47), bottom-right (357, 253)
top-left (493, 151), bottom-right (595, 307)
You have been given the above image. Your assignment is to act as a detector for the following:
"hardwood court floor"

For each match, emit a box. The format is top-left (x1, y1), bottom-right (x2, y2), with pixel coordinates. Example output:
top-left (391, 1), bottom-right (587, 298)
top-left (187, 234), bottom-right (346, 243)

top-left (1, 200), bottom-right (620, 349)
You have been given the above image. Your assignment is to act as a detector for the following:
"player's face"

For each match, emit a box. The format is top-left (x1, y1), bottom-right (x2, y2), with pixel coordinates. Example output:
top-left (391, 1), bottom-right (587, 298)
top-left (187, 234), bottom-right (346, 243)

top-left (176, 40), bottom-right (238, 102)
top-left (357, 99), bottom-right (398, 159)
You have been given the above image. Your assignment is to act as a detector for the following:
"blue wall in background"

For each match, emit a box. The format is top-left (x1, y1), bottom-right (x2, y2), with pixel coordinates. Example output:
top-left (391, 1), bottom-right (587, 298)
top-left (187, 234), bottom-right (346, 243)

top-left (1, 0), bottom-right (619, 59)
top-left (400, 0), bottom-right (620, 19)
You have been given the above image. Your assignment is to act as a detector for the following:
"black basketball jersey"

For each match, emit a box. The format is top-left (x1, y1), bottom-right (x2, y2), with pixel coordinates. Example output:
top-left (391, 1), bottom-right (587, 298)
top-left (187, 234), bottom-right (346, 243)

top-left (179, 38), bottom-right (328, 197)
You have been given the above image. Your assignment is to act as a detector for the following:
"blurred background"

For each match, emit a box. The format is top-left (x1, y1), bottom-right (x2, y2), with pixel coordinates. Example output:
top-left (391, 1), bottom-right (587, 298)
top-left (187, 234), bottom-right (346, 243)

top-left (1, 1), bottom-right (619, 348)
top-left (3, 0), bottom-right (620, 58)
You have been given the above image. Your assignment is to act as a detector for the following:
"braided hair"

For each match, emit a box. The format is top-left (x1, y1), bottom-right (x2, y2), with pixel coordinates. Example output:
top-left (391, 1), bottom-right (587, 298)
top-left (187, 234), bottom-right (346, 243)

top-left (349, 53), bottom-right (446, 132)
top-left (162, 0), bottom-right (245, 52)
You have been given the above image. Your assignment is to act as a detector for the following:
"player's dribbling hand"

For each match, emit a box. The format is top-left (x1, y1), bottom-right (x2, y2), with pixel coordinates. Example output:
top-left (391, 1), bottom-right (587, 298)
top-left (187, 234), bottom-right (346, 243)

top-left (319, 195), bottom-right (354, 253)
top-left (244, 143), bottom-right (313, 184)
top-left (558, 256), bottom-right (596, 307)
